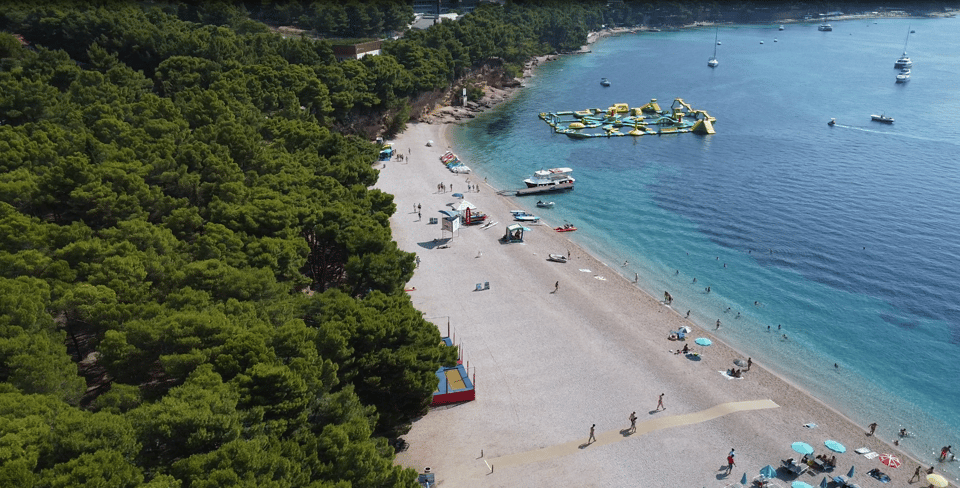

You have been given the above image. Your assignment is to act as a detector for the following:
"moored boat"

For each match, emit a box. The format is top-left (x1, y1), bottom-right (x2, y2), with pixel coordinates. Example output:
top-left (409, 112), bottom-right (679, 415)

top-left (536, 200), bottom-right (555, 208)
top-left (708, 27), bottom-right (719, 68)
top-left (600, 78), bottom-right (611, 87)
top-left (896, 68), bottom-right (910, 83)
top-left (818, 24), bottom-right (832, 31)
top-left (871, 114), bottom-right (894, 124)
top-left (523, 168), bottom-right (575, 189)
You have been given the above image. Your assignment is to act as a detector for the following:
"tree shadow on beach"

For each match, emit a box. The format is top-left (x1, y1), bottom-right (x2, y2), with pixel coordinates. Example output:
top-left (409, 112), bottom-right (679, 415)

top-left (417, 238), bottom-right (452, 249)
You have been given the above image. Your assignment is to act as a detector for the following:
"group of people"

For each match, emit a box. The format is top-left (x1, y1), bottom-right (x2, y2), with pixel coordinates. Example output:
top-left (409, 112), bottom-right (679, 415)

top-left (727, 368), bottom-right (744, 378)
top-left (673, 344), bottom-right (691, 355)
top-left (812, 453), bottom-right (837, 468)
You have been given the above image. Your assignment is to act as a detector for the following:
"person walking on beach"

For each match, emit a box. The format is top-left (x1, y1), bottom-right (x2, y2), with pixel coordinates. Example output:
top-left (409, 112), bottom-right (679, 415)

top-left (656, 393), bottom-right (665, 411)
top-left (553, 281), bottom-right (559, 293)
top-left (716, 319), bottom-right (721, 330)
top-left (868, 422), bottom-right (878, 436)
top-left (910, 465), bottom-right (922, 482)
top-left (941, 445), bottom-right (952, 461)
top-left (628, 412), bottom-right (637, 433)
top-left (726, 450), bottom-right (736, 473)
top-left (417, 211), bottom-right (421, 221)
top-left (747, 357), bottom-right (752, 370)
top-left (588, 424), bottom-right (596, 444)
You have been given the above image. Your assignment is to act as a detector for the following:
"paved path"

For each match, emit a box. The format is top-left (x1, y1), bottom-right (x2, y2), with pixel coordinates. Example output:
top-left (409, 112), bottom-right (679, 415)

top-left (486, 399), bottom-right (779, 470)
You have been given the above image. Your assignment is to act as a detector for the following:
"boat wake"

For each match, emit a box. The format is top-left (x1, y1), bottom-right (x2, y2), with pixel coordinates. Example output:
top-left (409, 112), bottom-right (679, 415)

top-left (829, 123), bottom-right (958, 145)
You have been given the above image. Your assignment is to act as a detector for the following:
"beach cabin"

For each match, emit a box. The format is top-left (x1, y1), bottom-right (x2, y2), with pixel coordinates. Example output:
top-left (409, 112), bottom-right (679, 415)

top-left (503, 223), bottom-right (525, 243)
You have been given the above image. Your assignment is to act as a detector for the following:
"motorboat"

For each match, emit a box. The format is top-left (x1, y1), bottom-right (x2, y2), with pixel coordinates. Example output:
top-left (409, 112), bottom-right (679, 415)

top-left (547, 254), bottom-right (568, 263)
top-left (513, 213), bottom-right (540, 222)
top-left (871, 114), bottom-right (894, 124)
top-left (536, 200), bottom-right (555, 208)
top-left (708, 27), bottom-right (719, 67)
top-left (896, 68), bottom-right (910, 83)
top-left (523, 168), bottom-right (575, 189)
top-left (555, 223), bottom-right (577, 232)
top-left (828, 118), bottom-right (836, 126)
top-left (895, 27), bottom-right (912, 69)
top-left (779, 25), bottom-right (785, 31)
top-left (818, 24), bottom-right (832, 31)
top-left (600, 78), bottom-right (611, 87)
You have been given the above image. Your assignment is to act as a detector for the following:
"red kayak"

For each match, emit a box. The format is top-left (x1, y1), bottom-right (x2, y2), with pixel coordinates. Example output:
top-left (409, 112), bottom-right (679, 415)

top-left (555, 225), bottom-right (577, 232)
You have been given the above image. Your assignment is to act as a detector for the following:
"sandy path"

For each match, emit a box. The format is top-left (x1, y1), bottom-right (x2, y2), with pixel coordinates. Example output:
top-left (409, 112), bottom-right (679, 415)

top-left (378, 122), bottom-right (943, 487)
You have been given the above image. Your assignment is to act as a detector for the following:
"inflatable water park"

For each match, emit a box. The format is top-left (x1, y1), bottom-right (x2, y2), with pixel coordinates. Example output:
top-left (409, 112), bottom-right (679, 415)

top-left (539, 98), bottom-right (716, 138)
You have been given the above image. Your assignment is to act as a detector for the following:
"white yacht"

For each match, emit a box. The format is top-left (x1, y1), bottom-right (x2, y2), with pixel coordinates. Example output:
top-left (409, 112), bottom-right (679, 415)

top-left (896, 68), bottom-right (911, 83)
top-left (818, 24), bottom-right (833, 31)
top-left (895, 26), bottom-right (912, 69)
top-left (523, 168), bottom-right (575, 189)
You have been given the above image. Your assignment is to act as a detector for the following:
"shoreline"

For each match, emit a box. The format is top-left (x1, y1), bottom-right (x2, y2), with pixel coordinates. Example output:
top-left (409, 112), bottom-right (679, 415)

top-left (378, 119), bottom-right (948, 486)
top-left (379, 19), bottom-right (956, 486)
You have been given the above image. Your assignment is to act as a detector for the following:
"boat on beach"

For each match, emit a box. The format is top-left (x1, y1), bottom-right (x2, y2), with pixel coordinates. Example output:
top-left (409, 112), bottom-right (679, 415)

top-left (871, 114), bottom-right (894, 124)
top-left (547, 254), bottom-right (568, 263)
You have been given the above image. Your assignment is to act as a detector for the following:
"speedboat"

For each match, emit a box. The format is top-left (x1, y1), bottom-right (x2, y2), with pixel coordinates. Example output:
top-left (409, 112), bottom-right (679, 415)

top-left (547, 254), bottom-right (568, 263)
top-left (896, 68), bottom-right (910, 83)
top-left (536, 200), bottom-right (555, 208)
top-left (871, 114), bottom-right (894, 124)
top-left (828, 118), bottom-right (836, 126)
top-left (523, 168), bottom-right (575, 189)
top-left (818, 24), bottom-right (832, 31)
top-left (779, 25), bottom-right (785, 31)
top-left (600, 78), bottom-right (611, 87)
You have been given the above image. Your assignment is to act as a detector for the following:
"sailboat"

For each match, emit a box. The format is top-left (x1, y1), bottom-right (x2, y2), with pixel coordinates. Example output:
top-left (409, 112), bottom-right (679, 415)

top-left (894, 26), bottom-right (912, 69)
top-left (708, 28), bottom-right (719, 68)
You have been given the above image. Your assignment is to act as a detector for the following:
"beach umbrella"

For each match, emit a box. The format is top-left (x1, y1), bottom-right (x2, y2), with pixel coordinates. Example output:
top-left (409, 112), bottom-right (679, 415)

top-left (878, 453), bottom-right (901, 468)
top-left (818, 477), bottom-right (829, 488)
top-left (741, 472), bottom-right (748, 485)
top-left (824, 439), bottom-right (846, 453)
top-left (760, 465), bottom-right (777, 479)
top-left (695, 337), bottom-right (712, 346)
top-left (846, 465), bottom-right (855, 478)
top-left (791, 482), bottom-right (814, 488)
top-left (927, 473), bottom-right (949, 487)
top-left (792, 442), bottom-right (814, 455)
top-left (734, 358), bottom-right (748, 367)
top-left (452, 193), bottom-right (464, 198)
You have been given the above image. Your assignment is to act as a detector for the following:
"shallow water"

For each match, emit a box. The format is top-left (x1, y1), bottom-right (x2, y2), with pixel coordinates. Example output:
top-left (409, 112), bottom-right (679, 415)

top-left (452, 17), bottom-right (960, 478)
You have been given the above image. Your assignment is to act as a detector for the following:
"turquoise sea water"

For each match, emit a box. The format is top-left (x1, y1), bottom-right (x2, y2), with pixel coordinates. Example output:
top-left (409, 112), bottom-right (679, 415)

top-left (450, 17), bottom-right (960, 478)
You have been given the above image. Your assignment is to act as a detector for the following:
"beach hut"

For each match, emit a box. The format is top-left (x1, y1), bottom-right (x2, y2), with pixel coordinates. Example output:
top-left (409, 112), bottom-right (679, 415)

top-left (503, 223), bottom-right (525, 243)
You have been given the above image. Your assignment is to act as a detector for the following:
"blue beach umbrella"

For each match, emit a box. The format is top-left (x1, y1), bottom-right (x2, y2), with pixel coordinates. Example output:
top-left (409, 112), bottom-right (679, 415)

top-left (792, 441), bottom-right (814, 455)
top-left (819, 478), bottom-right (829, 488)
top-left (760, 465), bottom-right (777, 478)
top-left (824, 439), bottom-right (846, 453)
top-left (695, 337), bottom-right (713, 346)
top-left (741, 473), bottom-right (748, 485)
top-left (792, 482), bottom-right (814, 488)
top-left (846, 465), bottom-right (855, 478)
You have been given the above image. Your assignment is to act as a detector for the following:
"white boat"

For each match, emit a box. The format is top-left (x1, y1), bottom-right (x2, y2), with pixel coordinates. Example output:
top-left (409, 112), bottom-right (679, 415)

top-left (818, 24), bottom-right (832, 31)
top-left (523, 168), bottom-right (575, 189)
top-left (896, 68), bottom-right (910, 83)
top-left (708, 27), bottom-right (719, 68)
top-left (536, 200), bottom-right (555, 208)
top-left (512, 212), bottom-right (540, 222)
top-left (547, 254), bottom-right (568, 263)
top-left (895, 26), bottom-right (912, 69)
top-left (779, 25), bottom-right (785, 31)
top-left (600, 78), bottom-right (611, 87)
top-left (871, 114), bottom-right (894, 124)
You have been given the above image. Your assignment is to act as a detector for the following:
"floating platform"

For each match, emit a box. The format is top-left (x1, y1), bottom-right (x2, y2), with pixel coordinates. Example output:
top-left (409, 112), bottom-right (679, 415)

top-left (539, 98), bottom-right (716, 138)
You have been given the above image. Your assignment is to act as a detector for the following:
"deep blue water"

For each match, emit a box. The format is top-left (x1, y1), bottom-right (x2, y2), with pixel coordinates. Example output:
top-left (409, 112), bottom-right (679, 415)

top-left (451, 17), bottom-right (960, 477)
